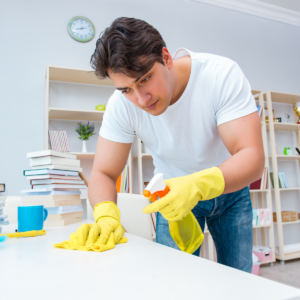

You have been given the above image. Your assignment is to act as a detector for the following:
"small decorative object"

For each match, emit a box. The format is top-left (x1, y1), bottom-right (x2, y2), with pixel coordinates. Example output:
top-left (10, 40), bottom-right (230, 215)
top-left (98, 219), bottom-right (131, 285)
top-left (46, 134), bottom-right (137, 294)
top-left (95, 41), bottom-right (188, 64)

top-left (284, 113), bottom-right (291, 123)
top-left (75, 121), bottom-right (96, 153)
top-left (294, 107), bottom-right (300, 124)
top-left (283, 147), bottom-right (293, 155)
top-left (264, 108), bottom-right (279, 123)
top-left (49, 130), bottom-right (71, 152)
top-left (295, 147), bottom-right (300, 155)
top-left (67, 16), bottom-right (95, 43)
top-left (95, 104), bottom-right (106, 111)
top-left (277, 117), bottom-right (282, 122)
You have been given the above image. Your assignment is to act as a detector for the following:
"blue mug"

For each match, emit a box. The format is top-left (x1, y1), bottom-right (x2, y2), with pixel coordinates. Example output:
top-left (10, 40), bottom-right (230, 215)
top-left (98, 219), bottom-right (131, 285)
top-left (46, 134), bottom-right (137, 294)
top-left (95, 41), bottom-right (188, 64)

top-left (18, 206), bottom-right (48, 232)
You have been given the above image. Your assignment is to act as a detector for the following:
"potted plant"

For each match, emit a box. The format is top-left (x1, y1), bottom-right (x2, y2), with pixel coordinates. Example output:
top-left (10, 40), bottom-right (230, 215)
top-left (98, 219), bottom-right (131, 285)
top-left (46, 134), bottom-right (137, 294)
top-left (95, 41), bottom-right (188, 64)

top-left (75, 121), bottom-right (96, 152)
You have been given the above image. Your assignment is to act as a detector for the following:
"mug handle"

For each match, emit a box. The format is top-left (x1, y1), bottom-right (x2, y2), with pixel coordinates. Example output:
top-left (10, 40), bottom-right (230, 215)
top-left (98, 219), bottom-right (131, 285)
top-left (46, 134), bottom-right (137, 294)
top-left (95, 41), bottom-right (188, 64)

top-left (44, 208), bottom-right (48, 221)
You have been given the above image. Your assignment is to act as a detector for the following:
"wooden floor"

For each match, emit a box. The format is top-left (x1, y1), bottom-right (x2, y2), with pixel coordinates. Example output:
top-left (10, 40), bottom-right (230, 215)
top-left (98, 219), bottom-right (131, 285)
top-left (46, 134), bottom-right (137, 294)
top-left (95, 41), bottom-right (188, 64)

top-left (259, 259), bottom-right (300, 289)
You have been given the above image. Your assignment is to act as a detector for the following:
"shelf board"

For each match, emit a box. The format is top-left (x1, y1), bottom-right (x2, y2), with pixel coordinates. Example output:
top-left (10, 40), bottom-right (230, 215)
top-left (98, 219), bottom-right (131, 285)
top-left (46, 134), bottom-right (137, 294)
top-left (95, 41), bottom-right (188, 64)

top-left (48, 66), bottom-right (114, 86)
top-left (250, 189), bottom-right (269, 193)
top-left (266, 91), bottom-right (300, 104)
top-left (260, 259), bottom-right (275, 265)
top-left (71, 152), bottom-right (95, 159)
top-left (274, 220), bottom-right (300, 225)
top-left (269, 155), bottom-right (300, 160)
top-left (253, 224), bottom-right (272, 228)
top-left (48, 107), bottom-right (104, 121)
top-left (266, 122), bottom-right (300, 131)
top-left (272, 187), bottom-right (300, 191)
top-left (132, 153), bottom-right (153, 160)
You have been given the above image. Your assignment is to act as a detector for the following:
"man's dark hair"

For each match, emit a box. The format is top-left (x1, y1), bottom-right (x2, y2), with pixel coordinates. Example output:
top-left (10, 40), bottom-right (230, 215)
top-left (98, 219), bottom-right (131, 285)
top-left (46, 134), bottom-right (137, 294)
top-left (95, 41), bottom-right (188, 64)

top-left (90, 17), bottom-right (166, 79)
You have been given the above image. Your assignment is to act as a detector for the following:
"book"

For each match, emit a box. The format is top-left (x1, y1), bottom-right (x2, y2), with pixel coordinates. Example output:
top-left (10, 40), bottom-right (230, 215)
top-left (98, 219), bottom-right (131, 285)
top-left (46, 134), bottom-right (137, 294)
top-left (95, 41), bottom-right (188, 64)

top-left (0, 192), bottom-right (8, 197)
top-left (252, 209), bottom-right (258, 226)
top-left (21, 189), bottom-right (81, 195)
top-left (30, 156), bottom-right (80, 167)
top-left (22, 199), bottom-right (81, 207)
top-left (0, 203), bottom-right (5, 208)
top-left (0, 214), bottom-right (8, 221)
top-left (278, 171), bottom-right (288, 188)
top-left (47, 211), bottom-right (84, 221)
top-left (32, 184), bottom-right (87, 190)
top-left (0, 184), bottom-right (5, 192)
top-left (0, 200), bottom-right (6, 204)
top-left (257, 105), bottom-right (262, 118)
top-left (25, 175), bottom-right (82, 180)
top-left (30, 179), bottom-right (85, 185)
top-left (24, 169), bottom-right (79, 176)
top-left (31, 164), bottom-right (82, 172)
top-left (270, 172), bottom-right (283, 188)
top-left (22, 194), bottom-right (80, 201)
top-left (44, 217), bottom-right (82, 227)
top-left (46, 205), bottom-right (83, 215)
top-left (250, 178), bottom-right (262, 190)
top-left (0, 220), bottom-right (9, 226)
top-left (27, 150), bottom-right (76, 160)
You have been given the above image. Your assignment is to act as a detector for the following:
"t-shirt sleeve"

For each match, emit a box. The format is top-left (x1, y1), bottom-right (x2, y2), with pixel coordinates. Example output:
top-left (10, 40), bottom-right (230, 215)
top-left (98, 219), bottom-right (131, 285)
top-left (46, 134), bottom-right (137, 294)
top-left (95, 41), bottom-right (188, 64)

top-left (100, 91), bottom-right (136, 143)
top-left (214, 60), bottom-right (257, 126)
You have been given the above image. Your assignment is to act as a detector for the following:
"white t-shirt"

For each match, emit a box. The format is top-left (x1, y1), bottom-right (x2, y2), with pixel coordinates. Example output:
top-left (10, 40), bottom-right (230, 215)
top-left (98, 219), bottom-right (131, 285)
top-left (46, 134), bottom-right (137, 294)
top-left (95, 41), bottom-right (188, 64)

top-left (100, 49), bottom-right (257, 179)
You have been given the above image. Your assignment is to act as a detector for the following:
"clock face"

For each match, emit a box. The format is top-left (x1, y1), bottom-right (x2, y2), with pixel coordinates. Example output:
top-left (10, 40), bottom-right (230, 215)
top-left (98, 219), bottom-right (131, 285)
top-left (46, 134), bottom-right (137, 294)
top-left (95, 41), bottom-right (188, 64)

top-left (68, 16), bottom-right (95, 42)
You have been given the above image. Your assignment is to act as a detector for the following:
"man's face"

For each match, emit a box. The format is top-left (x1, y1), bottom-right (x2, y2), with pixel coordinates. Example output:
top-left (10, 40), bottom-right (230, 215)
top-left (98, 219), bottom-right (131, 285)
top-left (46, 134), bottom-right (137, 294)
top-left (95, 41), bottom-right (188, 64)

top-left (108, 57), bottom-right (174, 116)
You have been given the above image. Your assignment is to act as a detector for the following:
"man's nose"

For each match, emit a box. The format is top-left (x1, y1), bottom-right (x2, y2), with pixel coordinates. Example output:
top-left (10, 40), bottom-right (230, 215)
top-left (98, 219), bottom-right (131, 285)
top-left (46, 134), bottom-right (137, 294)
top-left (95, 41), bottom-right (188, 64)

top-left (136, 89), bottom-right (151, 106)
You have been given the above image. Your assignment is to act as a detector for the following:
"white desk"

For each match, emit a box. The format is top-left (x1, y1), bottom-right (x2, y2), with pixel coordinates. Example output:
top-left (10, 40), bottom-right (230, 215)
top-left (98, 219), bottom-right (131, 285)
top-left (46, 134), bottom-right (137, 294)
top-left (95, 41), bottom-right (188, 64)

top-left (1, 221), bottom-right (300, 300)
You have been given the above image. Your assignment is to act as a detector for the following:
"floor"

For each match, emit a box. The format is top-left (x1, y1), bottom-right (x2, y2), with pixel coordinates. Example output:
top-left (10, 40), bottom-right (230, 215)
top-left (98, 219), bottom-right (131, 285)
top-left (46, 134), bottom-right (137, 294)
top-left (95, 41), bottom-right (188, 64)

top-left (259, 259), bottom-right (300, 289)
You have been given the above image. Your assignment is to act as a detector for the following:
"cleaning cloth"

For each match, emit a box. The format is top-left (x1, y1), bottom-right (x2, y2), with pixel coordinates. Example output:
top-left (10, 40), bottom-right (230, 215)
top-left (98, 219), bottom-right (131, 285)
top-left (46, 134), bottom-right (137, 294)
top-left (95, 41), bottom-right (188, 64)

top-left (53, 201), bottom-right (127, 252)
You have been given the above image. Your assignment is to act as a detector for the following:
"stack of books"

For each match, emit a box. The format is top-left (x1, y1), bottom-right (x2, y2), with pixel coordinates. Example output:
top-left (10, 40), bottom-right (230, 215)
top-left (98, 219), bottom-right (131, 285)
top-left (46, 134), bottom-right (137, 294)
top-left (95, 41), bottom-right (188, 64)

top-left (21, 150), bottom-right (87, 226)
top-left (0, 183), bottom-right (9, 233)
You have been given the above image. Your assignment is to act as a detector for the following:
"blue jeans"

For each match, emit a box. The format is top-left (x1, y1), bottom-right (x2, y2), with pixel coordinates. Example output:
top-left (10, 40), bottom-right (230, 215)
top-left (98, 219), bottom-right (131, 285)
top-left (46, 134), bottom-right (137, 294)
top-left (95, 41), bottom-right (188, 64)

top-left (156, 186), bottom-right (253, 273)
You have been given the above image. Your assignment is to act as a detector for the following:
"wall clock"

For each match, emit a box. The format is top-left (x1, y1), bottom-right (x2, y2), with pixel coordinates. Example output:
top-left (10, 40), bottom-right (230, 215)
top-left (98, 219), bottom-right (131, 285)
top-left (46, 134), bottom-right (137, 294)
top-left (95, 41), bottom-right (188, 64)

top-left (67, 16), bottom-right (95, 43)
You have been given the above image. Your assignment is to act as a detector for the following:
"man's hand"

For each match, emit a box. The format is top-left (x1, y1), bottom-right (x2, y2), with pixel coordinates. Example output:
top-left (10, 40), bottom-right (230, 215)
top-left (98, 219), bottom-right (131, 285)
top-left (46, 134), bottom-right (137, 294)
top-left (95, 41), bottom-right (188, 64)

top-left (74, 201), bottom-right (126, 246)
top-left (143, 167), bottom-right (225, 221)
top-left (53, 202), bottom-right (127, 252)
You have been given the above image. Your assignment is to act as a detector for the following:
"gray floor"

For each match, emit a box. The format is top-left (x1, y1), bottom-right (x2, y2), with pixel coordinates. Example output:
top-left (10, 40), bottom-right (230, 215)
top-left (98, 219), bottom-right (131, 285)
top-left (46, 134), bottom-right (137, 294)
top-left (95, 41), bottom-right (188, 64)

top-left (259, 259), bottom-right (300, 289)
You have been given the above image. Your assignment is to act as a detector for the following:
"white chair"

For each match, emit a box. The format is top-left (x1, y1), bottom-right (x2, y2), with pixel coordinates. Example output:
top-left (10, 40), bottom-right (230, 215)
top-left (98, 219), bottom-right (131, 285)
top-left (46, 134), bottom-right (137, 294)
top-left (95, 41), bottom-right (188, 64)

top-left (86, 193), bottom-right (153, 241)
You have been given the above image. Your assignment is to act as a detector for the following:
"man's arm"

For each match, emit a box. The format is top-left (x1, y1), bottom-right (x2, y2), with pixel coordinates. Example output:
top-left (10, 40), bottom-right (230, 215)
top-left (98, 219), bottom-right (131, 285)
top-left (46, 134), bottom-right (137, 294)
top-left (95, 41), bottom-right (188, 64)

top-left (88, 136), bottom-right (132, 208)
top-left (217, 112), bottom-right (265, 194)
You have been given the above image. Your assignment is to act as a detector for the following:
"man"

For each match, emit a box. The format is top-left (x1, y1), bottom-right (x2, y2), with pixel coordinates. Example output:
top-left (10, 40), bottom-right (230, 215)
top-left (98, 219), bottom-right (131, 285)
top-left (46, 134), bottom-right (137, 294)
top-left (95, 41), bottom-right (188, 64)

top-left (74, 17), bottom-right (264, 273)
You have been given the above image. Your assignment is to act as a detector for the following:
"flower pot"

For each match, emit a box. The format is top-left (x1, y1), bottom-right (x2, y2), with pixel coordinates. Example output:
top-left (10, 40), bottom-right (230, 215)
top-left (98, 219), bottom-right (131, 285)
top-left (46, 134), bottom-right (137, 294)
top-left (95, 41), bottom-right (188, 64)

top-left (82, 140), bottom-right (87, 153)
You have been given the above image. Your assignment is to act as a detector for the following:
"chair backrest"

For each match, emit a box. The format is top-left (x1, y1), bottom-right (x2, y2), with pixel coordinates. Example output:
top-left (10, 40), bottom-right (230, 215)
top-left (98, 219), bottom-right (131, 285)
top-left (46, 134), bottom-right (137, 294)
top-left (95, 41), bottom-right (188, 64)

top-left (86, 193), bottom-right (153, 241)
top-left (117, 193), bottom-right (153, 241)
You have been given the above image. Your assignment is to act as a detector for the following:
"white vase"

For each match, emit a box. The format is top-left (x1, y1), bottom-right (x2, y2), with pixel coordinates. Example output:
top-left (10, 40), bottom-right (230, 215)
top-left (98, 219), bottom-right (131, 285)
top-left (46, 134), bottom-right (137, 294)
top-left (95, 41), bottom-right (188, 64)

top-left (82, 140), bottom-right (87, 153)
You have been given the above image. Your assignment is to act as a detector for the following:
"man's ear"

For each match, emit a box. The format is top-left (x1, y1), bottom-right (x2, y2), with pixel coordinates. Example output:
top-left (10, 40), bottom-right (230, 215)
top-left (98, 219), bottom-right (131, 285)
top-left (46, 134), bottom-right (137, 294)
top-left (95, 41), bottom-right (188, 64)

top-left (161, 47), bottom-right (173, 69)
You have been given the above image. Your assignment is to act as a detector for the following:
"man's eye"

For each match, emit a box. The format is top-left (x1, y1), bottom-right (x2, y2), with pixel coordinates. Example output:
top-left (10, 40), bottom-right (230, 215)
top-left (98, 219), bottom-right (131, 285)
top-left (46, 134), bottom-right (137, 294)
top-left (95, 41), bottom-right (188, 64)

top-left (141, 76), bottom-right (150, 83)
top-left (122, 89), bottom-right (130, 94)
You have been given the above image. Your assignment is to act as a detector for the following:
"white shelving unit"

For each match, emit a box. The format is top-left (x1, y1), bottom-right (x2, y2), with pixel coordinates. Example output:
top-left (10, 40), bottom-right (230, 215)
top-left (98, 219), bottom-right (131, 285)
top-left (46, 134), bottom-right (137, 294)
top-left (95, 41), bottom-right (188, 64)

top-left (265, 91), bottom-right (300, 263)
top-left (249, 90), bottom-right (275, 265)
top-left (44, 65), bottom-right (133, 193)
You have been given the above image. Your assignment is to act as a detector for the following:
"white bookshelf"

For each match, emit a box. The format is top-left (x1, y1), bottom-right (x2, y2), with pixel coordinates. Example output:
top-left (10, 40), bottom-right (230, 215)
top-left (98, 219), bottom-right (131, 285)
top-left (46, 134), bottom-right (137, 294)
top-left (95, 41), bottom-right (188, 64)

top-left (44, 65), bottom-right (133, 193)
top-left (250, 90), bottom-right (275, 265)
top-left (265, 90), bottom-right (300, 264)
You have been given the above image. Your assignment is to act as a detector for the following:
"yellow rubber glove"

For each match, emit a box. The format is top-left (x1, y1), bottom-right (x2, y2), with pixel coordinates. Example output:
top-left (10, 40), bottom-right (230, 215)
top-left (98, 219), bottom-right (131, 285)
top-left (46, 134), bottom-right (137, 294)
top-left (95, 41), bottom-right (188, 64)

top-left (53, 201), bottom-right (127, 252)
top-left (143, 167), bottom-right (225, 221)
